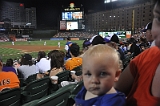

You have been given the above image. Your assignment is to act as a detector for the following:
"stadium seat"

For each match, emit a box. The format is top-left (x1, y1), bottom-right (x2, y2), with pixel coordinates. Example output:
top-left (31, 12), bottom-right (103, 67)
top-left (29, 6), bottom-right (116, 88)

top-left (72, 65), bottom-right (82, 72)
top-left (56, 71), bottom-right (71, 84)
top-left (19, 78), bottom-right (25, 87)
top-left (72, 65), bottom-right (82, 76)
top-left (22, 84), bottom-right (75, 106)
top-left (24, 73), bottom-right (37, 85)
top-left (70, 81), bottom-right (83, 99)
top-left (21, 77), bottom-right (50, 104)
top-left (0, 88), bottom-right (21, 106)
top-left (67, 81), bottom-right (84, 106)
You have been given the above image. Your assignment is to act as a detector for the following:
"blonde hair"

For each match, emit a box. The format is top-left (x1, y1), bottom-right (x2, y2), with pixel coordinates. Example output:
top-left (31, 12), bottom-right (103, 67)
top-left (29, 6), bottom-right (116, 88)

top-left (83, 44), bottom-right (121, 70)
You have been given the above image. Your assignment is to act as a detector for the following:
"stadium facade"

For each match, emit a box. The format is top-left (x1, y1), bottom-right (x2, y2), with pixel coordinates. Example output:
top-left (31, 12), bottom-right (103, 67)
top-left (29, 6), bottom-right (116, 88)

top-left (0, 1), bottom-right (37, 29)
top-left (85, 1), bottom-right (153, 33)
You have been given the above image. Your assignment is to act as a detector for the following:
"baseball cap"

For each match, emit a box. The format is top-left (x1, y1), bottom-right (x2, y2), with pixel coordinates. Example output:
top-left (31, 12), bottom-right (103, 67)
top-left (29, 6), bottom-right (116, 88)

top-left (142, 22), bottom-right (152, 32)
top-left (84, 35), bottom-right (105, 46)
top-left (110, 34), bottom-right (119, 44)
top-left (22, 54), bottom-right (32, 61)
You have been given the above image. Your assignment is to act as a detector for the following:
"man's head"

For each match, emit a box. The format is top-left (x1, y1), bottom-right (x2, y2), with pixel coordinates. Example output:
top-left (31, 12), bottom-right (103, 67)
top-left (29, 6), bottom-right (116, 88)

top-left (143, 22), bottom-right (154, 42)
top-left (82, 44), bottom-right (121, 95)
top-left (67, 36), bottom-right (71, 41)
top-left (152, 0), bottom-right (160, 48)
top-left (69, 43), bottom-right (80, 57)
top-left (21, 54), bottom-right (33, 66)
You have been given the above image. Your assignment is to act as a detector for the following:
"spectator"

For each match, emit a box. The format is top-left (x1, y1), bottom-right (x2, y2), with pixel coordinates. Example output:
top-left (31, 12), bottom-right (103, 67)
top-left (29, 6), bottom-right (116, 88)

top-left (65, 43), bottom-right (82, 71)
top-left (128, 38), bottom-right (141, 57)
top-left (49, 50), bottom-right (65, 79)
top-left (74, 44), bottom-right (125, 106)
top-left (18, 54), bottom-right (38, 80)
top-left (2, 58), bottom-right (17, 75)
top-left (0, 57), bottom-right (19, 92)
top-left (36, 51), bottom-right (51, 74)
top-left (65, 36), bottom-right (73, 60)
top-left (115, 0), bottom-right (160, 105)
top-left (110, 34), bottom-right (125, 61)
top-left (143, 22), bottom-right (154, 46)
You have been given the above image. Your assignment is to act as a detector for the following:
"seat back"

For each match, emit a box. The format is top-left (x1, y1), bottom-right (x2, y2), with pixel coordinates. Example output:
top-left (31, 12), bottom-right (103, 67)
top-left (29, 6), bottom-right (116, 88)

top-left (23, 85), bottom-right (72, 106)
top-left (22, 77), bottom-right (50, 103)
top-left (71, 81), bottom-right (83, 97)
top-left (0, 88), bottom-right (21, 106)
top-left (25, 74), bottom-right (37, 84)
top-left (72, 66), bottom-right (82, 76)
top-left (72, 65), bottom-right (82, 71)
top-left (56, 71), bottom-right (70, 84)
top-left (19, 78), bottom-right (25, 87)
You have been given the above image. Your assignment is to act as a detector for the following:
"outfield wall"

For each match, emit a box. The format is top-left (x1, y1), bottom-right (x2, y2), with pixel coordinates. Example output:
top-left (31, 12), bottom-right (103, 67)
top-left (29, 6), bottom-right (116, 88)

top-left (50, 37), bottom-right (85, 41)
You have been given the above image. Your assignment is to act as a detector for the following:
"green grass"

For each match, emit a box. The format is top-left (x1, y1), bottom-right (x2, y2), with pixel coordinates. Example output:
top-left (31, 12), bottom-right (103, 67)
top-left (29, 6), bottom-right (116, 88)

top-left (0, 40), bottom-right (84, 62)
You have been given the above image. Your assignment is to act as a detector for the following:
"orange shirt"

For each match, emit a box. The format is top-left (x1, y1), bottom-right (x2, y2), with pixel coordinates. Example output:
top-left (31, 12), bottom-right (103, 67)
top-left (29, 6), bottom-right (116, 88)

top-left (128, 46), bottom-right (160, 106)
top-left (0, 72), bottom-right (20, 91)
top-left (65, 57), bottom-right (82, 71)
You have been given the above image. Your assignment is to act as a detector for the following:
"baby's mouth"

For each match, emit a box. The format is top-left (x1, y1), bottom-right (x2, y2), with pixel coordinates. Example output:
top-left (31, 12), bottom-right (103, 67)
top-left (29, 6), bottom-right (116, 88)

top-left (89, 85), bottom-right (100, 91)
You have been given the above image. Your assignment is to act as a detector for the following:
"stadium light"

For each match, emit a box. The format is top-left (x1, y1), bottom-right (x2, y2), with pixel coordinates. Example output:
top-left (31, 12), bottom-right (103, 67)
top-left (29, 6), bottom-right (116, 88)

top-left (104, 0), bottom-right (118, 3)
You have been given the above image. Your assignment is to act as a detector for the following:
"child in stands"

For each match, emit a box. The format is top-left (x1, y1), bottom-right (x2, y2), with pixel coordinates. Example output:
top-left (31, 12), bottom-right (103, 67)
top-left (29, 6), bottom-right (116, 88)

top-left (74, 44), bottom-right (126, 106)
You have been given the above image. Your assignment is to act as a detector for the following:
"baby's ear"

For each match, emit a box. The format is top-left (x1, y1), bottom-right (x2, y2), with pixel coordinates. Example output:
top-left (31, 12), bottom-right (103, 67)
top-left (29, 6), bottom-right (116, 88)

top-left (114, 69), bottom-right (121, 82)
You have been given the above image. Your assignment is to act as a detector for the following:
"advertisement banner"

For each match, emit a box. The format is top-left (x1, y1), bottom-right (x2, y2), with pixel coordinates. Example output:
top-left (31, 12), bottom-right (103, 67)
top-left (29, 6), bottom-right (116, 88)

top-left (60, 21), bottom-right (66, 30)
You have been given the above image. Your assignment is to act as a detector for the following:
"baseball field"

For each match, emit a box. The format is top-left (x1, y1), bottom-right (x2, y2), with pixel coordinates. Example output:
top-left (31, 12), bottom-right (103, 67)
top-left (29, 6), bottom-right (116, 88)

top-left (0, 40), bottom-right (84, 62)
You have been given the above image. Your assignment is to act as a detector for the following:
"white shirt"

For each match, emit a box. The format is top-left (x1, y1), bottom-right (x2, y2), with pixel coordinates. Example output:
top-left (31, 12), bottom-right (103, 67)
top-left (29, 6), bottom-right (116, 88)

top-left (36, 58), bottom-right (51, 73)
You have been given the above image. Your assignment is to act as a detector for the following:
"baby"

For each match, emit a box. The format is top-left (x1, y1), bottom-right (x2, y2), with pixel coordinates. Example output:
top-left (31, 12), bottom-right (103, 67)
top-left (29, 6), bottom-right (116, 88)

top-left (74, 44), bottom-right (126, 106)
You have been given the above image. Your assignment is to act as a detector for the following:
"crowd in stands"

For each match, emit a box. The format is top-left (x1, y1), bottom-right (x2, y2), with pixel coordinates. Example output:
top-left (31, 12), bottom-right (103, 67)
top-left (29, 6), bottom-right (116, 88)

top-left (0, 33), bottom-right (9, 42)
top-left (0, 0), bottom-right (160, 105)
top-left (54, 31), bottom-right (95, 38)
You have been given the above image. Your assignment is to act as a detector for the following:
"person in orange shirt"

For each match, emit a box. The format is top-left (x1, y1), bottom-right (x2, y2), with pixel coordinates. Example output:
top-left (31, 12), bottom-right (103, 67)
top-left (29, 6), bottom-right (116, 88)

top-left (0, 58), bottom-right (19, 92)
top-left (65, 43), bottom-right (82, 71)
top-left (115, 0), bottom-right (160, 105)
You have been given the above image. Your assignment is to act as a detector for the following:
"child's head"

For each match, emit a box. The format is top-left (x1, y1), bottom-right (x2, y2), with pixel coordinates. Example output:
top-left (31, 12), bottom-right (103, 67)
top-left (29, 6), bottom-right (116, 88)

top-left (82, 44), bottom-right (121, 96)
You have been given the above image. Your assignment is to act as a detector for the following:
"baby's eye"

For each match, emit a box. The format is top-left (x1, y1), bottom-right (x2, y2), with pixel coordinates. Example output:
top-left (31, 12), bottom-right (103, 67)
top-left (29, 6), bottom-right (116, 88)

top-left (84, 72), bottom-right (91, 77)
top-left (100, 72), bottom-right (107, 77)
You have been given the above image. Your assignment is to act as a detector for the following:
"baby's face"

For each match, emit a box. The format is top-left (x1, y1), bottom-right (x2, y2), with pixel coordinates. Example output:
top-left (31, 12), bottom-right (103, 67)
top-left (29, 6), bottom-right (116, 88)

top-left (82, 54), bottom-right (118, 96)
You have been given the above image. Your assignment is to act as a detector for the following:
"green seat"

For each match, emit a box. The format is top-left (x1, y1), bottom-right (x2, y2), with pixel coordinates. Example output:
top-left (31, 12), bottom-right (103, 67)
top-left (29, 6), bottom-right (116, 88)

top-left (0, 88), bottom-right (21, 106)
top-left (70, 81), bottom-right (83, 99)
top-left (19, 78), bottom-right (25, 87)
top-left (67, 81), bottom-right (83, 106)
top-left (75, 71), bottom-right (82, 76)
top-left (72, 65), bottom-right (82, 72)
top-left (72, 66), bottom-right (82, 76)
top-left (56, 71), bottom-right (71, 84)
top-left (22, 84), bottom-right (75, 106)
top-left (24, 73), bottom-right (37, 85)
top-left (21, 77), bottom-right (50, 104)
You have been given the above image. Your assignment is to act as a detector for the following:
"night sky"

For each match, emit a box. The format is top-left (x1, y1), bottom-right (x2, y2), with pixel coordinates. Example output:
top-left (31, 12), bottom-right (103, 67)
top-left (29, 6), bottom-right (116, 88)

top-left (1, 0), bottom-right (150, 29)
top-left (1, 0), bottom-right (105, 29)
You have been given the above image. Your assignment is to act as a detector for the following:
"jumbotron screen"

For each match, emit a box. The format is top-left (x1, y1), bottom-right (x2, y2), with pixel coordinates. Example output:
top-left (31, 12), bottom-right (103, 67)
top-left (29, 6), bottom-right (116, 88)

top-left (62, 12), bottom-right (83, 20)
top-left (60, 10), bottom-right (85, 30)
top-left (60, 20), bottom-right (85, 30)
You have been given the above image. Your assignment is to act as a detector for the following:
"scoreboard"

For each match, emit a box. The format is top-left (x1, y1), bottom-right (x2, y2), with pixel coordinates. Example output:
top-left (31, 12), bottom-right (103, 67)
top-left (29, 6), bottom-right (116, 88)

top-left (60, 3), bottom-right (85, 31)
